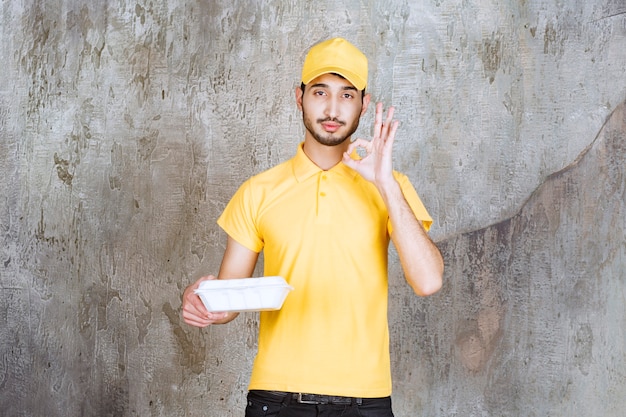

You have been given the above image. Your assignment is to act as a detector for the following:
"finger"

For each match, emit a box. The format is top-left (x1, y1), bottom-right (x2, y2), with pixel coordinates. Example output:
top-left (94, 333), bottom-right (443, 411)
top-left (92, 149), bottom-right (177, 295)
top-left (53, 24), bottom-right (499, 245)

top-left (385, 106), bottom-right (395, 125)
top-left (182, 307), bottom-right (212, 327)
top-left (380, 106), bottom-right (395, 140)
top-left (183, 297), bottom-right (209, 324)
top-left (189, 293), bottom-right (209, 315)
top-left (384, 106), bottom-right (395, 134)
top-left (374, 102), bottom-right (384, 137)
top-left (183, 306), bottom-right (228, 327)
top-left (386, 120), bottom-right (399, 148)
top-left (183, 314), bottom-right (211, 328)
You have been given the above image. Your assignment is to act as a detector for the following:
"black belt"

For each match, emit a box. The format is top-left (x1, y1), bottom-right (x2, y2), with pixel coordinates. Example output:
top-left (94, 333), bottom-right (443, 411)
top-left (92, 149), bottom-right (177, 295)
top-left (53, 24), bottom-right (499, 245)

top-left (258, 390), bottom-right (363, 405)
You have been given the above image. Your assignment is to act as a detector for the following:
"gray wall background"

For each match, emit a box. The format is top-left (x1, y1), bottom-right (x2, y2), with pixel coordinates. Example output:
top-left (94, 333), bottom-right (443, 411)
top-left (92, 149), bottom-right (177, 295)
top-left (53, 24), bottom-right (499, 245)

top-left (1, 0), bottom-right (625, 416)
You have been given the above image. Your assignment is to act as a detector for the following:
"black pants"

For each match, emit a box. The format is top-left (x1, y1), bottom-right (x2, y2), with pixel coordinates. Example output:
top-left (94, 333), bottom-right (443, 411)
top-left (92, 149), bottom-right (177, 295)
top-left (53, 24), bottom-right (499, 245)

top-left (244, 390), bottom-right (395, 417)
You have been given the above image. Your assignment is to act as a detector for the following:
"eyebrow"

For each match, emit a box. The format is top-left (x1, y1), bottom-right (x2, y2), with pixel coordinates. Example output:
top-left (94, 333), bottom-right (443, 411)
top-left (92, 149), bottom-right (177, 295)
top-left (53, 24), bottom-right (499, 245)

top-left (310, 82), bottom-right (358, 92)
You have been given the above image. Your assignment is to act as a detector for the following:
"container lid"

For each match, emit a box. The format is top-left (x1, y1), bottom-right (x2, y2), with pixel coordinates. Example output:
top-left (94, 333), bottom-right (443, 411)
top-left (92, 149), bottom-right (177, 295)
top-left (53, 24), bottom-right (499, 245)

top-left (195, 276), bottom-right (291, 291)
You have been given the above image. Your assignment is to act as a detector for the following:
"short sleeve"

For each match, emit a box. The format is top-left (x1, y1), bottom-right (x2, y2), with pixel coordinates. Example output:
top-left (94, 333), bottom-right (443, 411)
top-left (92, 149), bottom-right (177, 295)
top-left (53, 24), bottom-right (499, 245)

top-left (217, 179), bottom-right (264, 253)
top-left (390, 172), bottom-right (433, 233)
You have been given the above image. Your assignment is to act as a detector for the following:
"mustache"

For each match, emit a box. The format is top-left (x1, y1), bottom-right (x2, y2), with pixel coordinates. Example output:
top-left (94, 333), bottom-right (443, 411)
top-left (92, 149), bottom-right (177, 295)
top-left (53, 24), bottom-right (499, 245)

top-left (317, 117), bottom-right (346, 125)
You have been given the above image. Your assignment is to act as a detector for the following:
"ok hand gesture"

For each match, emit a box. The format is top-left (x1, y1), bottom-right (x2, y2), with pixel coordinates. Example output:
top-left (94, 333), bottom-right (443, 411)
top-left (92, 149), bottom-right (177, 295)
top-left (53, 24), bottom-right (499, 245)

top-left (342, 102), bottom-right (399, 187)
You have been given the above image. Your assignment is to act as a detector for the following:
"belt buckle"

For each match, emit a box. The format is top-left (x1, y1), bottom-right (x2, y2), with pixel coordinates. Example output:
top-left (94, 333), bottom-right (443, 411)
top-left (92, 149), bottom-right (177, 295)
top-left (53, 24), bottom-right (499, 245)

top-left (297, 393), bottom-right (322, 405)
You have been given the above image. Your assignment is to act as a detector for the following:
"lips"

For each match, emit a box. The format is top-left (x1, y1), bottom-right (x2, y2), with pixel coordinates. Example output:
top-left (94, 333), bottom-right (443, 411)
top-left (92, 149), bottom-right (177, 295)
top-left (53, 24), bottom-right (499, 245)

top-left (320, 120), bottom-right (344, 132)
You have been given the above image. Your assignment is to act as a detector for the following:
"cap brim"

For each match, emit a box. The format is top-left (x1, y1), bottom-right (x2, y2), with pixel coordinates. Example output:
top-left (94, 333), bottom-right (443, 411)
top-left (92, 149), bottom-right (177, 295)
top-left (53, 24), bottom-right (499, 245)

top-left (302, 67), bottom-right (366, 91)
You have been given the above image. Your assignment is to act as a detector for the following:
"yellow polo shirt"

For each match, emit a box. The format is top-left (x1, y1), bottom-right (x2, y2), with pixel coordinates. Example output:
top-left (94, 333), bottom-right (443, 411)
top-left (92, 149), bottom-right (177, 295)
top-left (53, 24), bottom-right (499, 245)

top-left (217, 143), bottom-right (432, 398)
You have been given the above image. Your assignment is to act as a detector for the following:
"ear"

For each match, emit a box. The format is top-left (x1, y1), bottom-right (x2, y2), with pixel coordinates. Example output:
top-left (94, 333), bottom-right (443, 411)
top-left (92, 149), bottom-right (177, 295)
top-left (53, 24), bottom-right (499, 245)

top-left (295, 85), bottom-right (304, 111)
top-left (360, 93), bottom-right (371, 116)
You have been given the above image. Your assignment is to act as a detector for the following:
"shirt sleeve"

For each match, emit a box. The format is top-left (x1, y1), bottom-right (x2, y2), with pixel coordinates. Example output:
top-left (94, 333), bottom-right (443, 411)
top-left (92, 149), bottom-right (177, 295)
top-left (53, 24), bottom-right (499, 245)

top-left (217, 178), bottom-right (264, 253)
top-left (391, 171), bottom-right (433, 233)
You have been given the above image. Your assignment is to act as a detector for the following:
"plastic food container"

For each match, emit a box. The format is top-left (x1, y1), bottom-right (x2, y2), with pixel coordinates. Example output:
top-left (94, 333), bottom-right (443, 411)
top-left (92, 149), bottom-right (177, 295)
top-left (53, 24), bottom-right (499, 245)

top-left (194, 276), bottom-right (293, 312)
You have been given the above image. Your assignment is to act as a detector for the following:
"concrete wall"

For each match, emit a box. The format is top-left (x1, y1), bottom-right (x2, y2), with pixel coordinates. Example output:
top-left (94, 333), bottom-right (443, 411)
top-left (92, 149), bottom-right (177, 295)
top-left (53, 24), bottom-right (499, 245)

top-left (1, 0), bottom-right (624, 416)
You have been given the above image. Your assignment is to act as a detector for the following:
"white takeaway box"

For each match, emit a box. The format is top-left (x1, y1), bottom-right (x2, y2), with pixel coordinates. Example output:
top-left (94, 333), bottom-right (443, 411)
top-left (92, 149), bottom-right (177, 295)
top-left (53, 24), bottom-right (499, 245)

top-left (194, 276), bottom-right (293, 312)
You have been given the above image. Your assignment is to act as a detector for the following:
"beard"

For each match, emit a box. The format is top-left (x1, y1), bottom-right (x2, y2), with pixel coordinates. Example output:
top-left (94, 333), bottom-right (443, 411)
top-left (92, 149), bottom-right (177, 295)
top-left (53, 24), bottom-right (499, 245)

top-left (302, 105), bottom-right (361, 147)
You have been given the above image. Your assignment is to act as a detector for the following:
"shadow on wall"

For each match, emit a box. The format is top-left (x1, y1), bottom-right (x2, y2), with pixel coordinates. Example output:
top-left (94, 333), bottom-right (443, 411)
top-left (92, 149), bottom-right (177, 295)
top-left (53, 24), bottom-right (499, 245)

top-left (415, 99), bottom-right (625, 416)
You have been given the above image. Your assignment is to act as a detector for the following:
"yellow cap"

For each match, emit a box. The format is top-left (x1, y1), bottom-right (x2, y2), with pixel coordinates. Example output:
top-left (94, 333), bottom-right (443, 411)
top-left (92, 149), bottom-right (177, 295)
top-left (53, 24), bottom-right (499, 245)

top-left (301, 37), bottom-right (368, 90)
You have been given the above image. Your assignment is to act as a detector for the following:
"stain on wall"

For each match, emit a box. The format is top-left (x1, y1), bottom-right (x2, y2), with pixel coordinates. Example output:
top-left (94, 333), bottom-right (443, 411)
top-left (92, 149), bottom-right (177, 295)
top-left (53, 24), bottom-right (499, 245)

top-left (390, 101), bottom-right (625, 416)
top-left (1, 1), bottom-right (625, 416)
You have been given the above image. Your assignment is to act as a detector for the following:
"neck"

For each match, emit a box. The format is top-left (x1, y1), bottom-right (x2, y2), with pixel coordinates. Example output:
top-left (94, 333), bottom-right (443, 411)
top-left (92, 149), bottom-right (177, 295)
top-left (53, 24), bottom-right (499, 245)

top-left (302, 137), bottom-right (350, 170)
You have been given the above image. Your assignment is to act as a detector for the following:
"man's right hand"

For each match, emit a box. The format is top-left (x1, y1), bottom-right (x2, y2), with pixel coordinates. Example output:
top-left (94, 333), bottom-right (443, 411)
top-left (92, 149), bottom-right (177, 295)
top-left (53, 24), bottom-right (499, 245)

top-left (181, 275), bottom-right (232, 327)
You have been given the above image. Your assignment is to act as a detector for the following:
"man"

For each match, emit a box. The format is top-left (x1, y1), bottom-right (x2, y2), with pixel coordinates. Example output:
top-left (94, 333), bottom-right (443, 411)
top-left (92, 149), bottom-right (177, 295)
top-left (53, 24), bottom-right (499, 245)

top-left (182, 37), bottom-right (444, 417)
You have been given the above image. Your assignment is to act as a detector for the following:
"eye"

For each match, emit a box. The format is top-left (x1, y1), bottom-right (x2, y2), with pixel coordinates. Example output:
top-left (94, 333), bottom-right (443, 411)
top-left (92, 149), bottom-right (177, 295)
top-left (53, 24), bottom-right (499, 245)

top-left (342, 92), bottom-right (354, 99)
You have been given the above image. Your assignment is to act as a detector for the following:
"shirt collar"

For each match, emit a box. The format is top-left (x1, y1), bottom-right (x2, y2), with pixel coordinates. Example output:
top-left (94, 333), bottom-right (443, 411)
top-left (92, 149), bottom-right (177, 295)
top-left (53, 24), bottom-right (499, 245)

top-left (292, 142), bottom-right (359, 183)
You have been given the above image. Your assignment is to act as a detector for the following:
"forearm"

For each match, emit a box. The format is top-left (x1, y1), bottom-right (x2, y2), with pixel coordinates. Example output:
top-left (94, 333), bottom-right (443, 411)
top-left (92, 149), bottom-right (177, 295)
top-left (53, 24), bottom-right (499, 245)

top-left (377, 178), bottom-right (444, 296)
top-left (210, 237), bottom-right (260, 324)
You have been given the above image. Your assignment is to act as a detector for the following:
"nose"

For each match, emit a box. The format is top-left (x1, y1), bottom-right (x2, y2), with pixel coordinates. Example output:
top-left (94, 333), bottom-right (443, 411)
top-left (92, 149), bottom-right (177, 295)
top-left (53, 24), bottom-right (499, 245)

top-left (325, 96), bottom-right (339, 120)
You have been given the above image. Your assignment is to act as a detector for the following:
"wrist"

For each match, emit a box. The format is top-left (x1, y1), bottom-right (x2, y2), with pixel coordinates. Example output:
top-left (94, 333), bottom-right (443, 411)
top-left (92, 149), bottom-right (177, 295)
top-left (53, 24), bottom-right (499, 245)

top-left (375, 175), bottom-right (401, 201)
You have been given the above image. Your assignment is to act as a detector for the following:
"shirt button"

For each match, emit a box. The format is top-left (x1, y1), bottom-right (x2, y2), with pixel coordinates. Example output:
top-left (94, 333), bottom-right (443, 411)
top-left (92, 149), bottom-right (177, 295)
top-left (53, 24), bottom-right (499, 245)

top-left (320, 192), bottom-right (326, 197)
